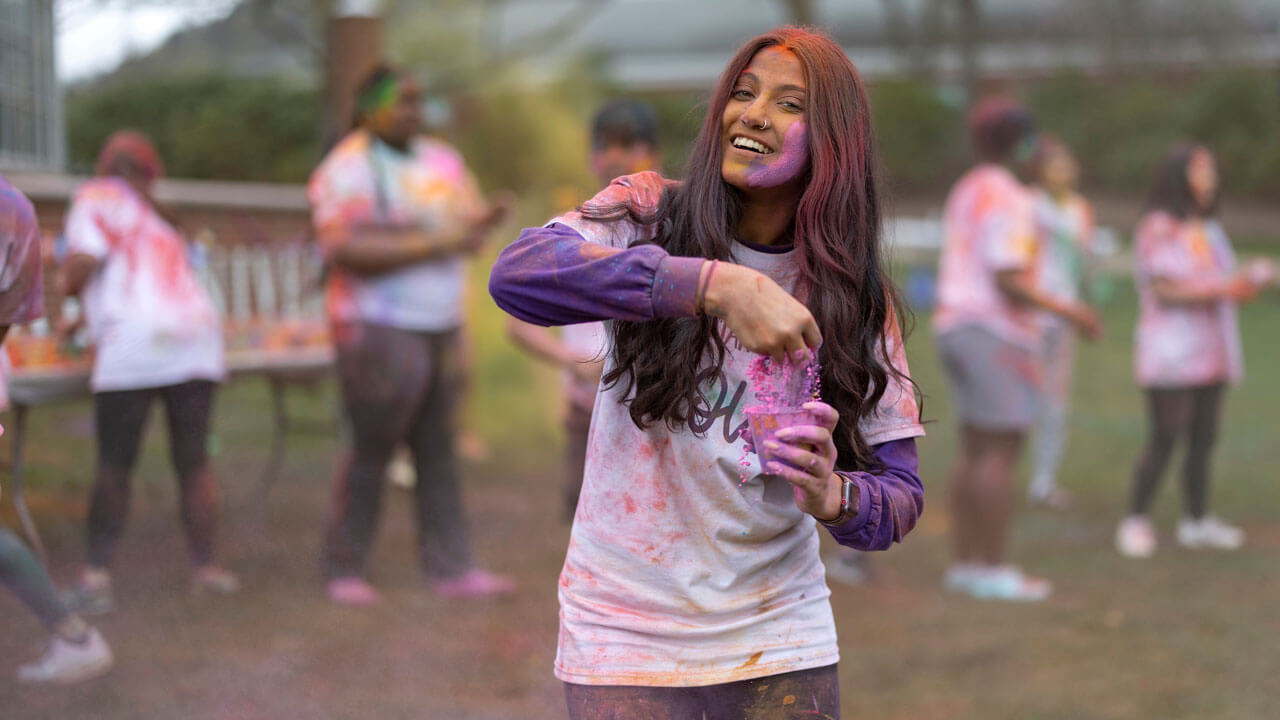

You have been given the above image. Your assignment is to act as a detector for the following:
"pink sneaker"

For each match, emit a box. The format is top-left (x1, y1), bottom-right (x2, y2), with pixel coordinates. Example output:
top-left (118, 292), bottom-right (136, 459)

top-left (433, 569), bottom-right (515, 598)
top-left (326, 577), bottom-right (381, 606)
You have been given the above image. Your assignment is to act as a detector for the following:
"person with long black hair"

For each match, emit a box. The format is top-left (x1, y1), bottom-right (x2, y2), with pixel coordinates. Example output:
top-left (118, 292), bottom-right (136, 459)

top-left (491, 27), bottom-right (923, 718)
top-left (1116, 144), bottom-right (1271, 557)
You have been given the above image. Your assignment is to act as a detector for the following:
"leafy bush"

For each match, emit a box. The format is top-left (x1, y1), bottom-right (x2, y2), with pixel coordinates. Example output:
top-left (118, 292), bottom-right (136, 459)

top-left (66, 74), bottom-right (321, 183)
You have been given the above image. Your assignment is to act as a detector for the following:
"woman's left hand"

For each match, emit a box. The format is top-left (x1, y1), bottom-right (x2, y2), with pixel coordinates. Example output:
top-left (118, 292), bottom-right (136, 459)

top-left (761, 401), bottom-right (842, 521)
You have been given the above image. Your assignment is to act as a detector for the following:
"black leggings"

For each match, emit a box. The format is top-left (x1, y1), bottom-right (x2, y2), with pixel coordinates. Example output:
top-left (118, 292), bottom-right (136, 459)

top-left (1129, 383), bottom-right (1225, 519)
top-left (87, 380), bottom-right (219, 568)
top-left (564, 665), bottom-right (840, 720)
top-left (322, 322), bottom-right (471, 580)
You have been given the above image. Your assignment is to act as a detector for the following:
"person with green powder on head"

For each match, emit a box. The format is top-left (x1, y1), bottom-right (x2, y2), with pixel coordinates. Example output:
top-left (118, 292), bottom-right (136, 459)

top-left (309, 63), bottom-right (513, 605)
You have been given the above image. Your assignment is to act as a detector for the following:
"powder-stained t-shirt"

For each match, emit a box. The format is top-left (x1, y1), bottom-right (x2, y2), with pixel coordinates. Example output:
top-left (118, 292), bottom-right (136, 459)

top-left (1133, 211), bottom-right (1242, 388)
top-left (934, 164), bottom-right (1039, 349)
top-left (0, 176), bottom-right (45, 329)
top-left (1033, 189), bottom-right (1093, 330)
top-left (519, 173), bottom-right (926, 686)
top-left (308, 129), bottom-right (485, 332)
top-left (64, 177), bottom-right (224, 392)
top-left (561, 320), bottom-right (606, 411)
top-left (0, 175), bottom-right (47, 410)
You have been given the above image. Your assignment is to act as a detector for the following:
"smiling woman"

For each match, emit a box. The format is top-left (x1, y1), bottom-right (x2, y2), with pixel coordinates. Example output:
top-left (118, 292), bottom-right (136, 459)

top-left (490, 26), bottom-right (925, 719)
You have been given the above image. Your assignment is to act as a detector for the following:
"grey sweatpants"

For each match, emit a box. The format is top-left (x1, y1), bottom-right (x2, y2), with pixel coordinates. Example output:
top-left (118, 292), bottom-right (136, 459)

top-left (323, 322), bottom-right (472, 580)
top-left (1029, 323), bottom-right (1076, 499)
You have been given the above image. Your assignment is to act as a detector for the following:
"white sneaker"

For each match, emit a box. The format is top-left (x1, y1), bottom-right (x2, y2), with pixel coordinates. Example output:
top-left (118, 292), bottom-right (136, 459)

top-left (17, 629), bottom-right (114, 684)
top-left (1177, 516), bottom-right (1244, 550)
top-left (1116, 516), bottom-right (1157, 558)
top-left (963, 566), bottom-right (1052, 602)
top-left (386, 454), bottom-right (416, 490)
top-left (942, 564), bottom-right (983, 593)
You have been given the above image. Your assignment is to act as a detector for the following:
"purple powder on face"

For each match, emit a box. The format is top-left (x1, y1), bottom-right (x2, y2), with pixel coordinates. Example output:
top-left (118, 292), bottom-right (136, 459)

top-left (745, 122), bottom-right (809, 189)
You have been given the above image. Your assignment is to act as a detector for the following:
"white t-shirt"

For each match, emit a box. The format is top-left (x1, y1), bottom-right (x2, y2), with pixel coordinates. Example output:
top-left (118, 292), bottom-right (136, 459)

top-left (308, 131), bottom-right (485, 332)
top-left (64, 178), bottom-right (224, 392)
top-left (1033, 190), bottom-right (1093, 330)
top-left (561, 320), bottom-right (607, 411)
top-left (0, 175), bottom-right (47, 410)
top-left (933, 164), bottom-right (1040, 349)
top-left (550, 177), bottom-right (925, 686)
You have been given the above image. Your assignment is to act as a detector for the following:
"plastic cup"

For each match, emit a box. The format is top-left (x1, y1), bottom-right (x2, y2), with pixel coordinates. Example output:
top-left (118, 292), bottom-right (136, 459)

top-left (744, 405), bottom-right (818, 470)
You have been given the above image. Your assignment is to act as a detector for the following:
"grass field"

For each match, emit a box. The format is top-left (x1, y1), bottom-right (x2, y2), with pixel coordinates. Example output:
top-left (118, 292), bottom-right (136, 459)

top-left (1, 234), bottom-right (1278, 719)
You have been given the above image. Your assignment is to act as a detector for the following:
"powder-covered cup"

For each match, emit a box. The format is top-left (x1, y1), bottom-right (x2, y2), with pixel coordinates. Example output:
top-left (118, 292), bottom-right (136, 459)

top-left (744, 405), bottom-right (819, 471)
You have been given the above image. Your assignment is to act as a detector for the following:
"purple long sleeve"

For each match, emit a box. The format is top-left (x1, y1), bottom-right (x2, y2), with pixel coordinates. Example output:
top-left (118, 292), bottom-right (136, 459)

top-left (489, 222), bottom-right (705, 326)
top-left (825, 438), bottom-right (924, 551)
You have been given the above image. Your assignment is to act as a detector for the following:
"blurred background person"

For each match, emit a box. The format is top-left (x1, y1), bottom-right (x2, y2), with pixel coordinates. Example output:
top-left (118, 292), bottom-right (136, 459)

top-left (1026, 135), bottom-right (1097, 510)
top-left (1117, 144), bottom-right (1272, 558)
top-left (0, 175), bottom-right (113, 684)
top-left (505, 98), bottom-right (661, 522)
top-left (934, 98), bottom-right (1100, 602)
top-left (60, 131), bottom-right (236, 615)
top-left (309, 64), bottom-right (512, 606)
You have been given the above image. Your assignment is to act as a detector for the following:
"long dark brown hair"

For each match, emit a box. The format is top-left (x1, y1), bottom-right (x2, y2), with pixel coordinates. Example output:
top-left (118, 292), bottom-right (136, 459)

top-left (1148, 143), bottom-right (1219, 219)
top-left (588, 27), bottom-right (914, 471)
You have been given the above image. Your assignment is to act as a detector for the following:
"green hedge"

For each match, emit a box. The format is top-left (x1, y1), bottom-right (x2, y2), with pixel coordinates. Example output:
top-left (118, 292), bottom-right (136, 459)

top-left (66, 74), bottom-right (321, 183)
top-left (65, 68), bottom-right (1280, 204)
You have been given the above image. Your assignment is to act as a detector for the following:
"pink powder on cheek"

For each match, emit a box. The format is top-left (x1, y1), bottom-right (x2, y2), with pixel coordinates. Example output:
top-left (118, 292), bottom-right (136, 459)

top-left (745, 121), bottom-right (809, 189)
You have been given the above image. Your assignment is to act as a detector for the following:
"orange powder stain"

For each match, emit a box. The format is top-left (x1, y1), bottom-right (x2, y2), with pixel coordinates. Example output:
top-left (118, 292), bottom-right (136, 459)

top-left (578, 242), bottom-right (621, 261)
top-left (737, 650), bottom-right (764, 670)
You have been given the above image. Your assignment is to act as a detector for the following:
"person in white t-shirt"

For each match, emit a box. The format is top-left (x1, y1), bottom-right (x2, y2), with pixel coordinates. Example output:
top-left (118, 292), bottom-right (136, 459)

top-left (308, 65), bottom-right (512, 605)
top-left (491, 27), bottom-right (924, 717)
top-left (1026, 136), bottom-right (1097, 509)
top-left (60, 131), bottom-right (237, 614)
top-left (506, 99), bottom-right (663, 522)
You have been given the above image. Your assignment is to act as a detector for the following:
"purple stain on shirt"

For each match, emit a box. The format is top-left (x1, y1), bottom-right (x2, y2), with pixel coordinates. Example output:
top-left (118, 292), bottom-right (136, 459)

top-left (745, 121), bottom-right (809, 189)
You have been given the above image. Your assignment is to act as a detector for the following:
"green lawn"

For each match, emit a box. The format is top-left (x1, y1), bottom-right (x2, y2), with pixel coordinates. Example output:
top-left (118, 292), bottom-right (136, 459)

top-left (2, 234), bottom-right (1278, 719)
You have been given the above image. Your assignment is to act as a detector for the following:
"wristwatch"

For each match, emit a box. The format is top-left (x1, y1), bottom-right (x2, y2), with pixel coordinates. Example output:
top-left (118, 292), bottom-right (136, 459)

top-left (817, 474), bottom-right (857, 527)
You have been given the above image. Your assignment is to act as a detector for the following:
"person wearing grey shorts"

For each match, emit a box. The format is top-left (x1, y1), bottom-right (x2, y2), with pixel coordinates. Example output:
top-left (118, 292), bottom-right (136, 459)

top-left (932, 99), bottom-right (1100, 602)
top-left (937, 325), bottom-right (1040, 431)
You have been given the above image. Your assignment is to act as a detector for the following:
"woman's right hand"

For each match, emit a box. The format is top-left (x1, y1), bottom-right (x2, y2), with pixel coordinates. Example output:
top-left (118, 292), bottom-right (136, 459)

top-left (702, 262), bottom-right (822, 361)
